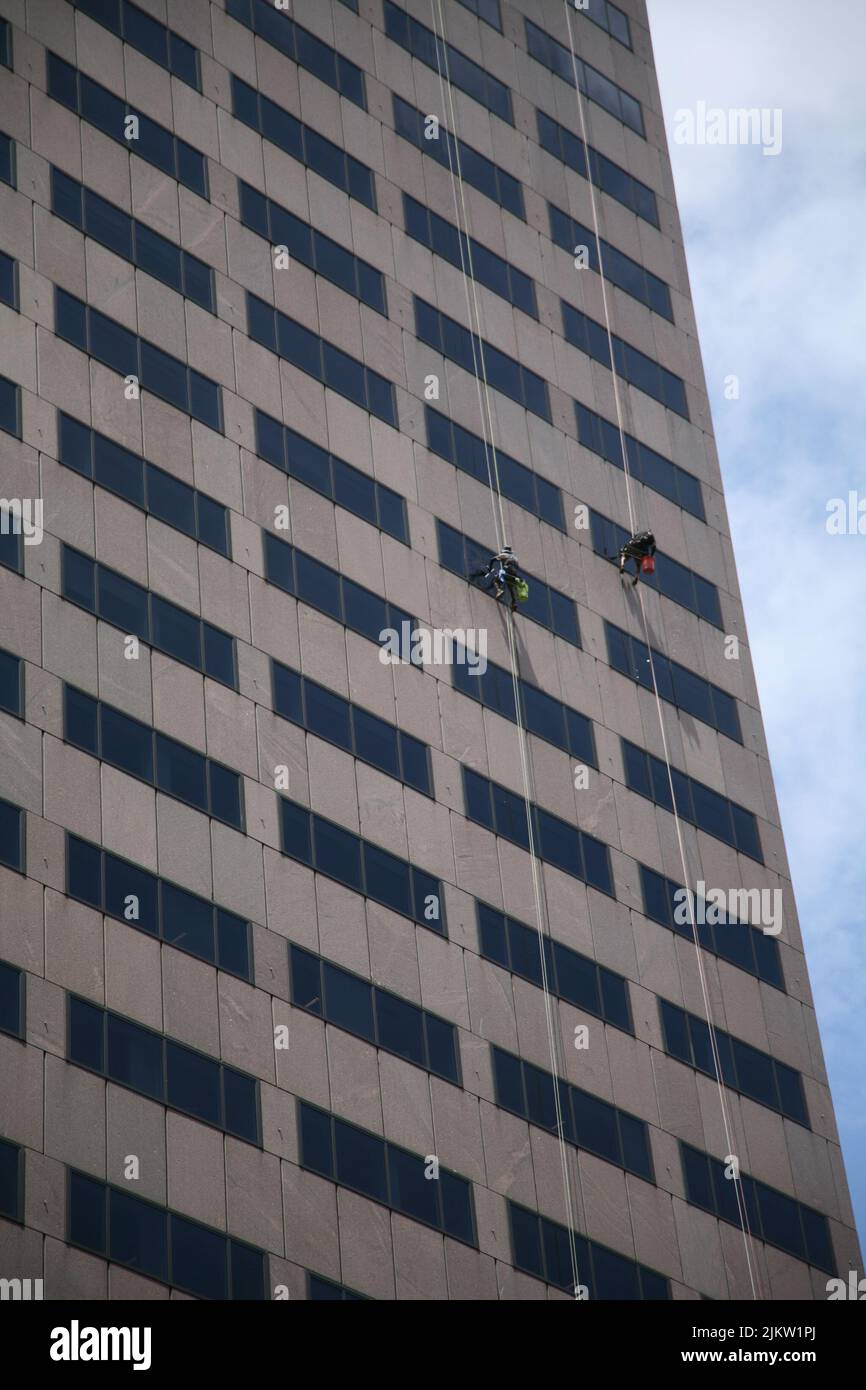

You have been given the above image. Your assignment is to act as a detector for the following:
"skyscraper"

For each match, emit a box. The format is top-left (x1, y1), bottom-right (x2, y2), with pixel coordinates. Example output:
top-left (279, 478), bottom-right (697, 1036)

top-left (0, 0), bottom-right (859, 1302)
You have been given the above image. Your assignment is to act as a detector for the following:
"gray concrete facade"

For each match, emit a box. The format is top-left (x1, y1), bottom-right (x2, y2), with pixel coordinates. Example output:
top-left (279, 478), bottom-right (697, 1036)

top-left (0, 0), bottom-right (859, 1300)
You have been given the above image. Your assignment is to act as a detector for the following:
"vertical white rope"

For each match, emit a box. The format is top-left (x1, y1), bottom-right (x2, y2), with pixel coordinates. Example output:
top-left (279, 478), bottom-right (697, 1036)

top-left (429, 0), bottom-right (585, 1299)
top-left (561, 0), bottom-right (761, 1299)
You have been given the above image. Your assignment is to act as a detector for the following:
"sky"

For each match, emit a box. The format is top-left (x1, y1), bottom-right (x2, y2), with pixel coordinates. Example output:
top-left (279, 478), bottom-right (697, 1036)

top-left (646, 0), bottom-right (866, 1253)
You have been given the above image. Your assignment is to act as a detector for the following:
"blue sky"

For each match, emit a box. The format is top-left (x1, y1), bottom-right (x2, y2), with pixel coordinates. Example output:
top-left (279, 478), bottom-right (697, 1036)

top-left (647, 0), bottom-right (866, 1253)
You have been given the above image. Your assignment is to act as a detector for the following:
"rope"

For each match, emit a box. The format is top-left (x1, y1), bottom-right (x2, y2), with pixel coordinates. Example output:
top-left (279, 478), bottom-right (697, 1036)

top-left (561, 0), bottom-right (762, 1300)
top-left (429, 0), bottom-right (585, 1300)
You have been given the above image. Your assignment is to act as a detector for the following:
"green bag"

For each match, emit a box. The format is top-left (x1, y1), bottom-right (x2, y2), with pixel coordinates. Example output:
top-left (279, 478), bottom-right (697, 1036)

top-left (512, 577), bottom-right (529, 603)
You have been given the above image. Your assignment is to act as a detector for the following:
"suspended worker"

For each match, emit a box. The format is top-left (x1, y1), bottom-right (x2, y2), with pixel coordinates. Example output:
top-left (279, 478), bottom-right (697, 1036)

top-left (475, 546), bottom-right (530, 613)
top-left (618, 529), bottom-right (656, 586)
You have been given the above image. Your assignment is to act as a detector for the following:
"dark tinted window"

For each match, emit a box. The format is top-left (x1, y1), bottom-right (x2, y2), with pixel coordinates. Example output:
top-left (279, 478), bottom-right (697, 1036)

top-left (681, 1142), bottom-right (832, 1273)
top-left (385, 2), bottom-right (511, 124)
top-left (0, 648), bottom-right (21, 718)
top-left (464, 770), bottom-right (612, 896)
top-left (508, 1200), bottom-right (668, 1298)
top-left (279, 800), bottom-right (444, 934)
top-left (54, 293), bottom-right (221, 426)
top-left (623, 739), bottom-right (761, 862)
top-left (525, 19), bottom-right (643, 134)
top-left (232, 76), bottom-right (374, 211)
top-left (0, 959), bottom-right (23, 1038)
top-left (47, 53), bottom-right (206, 191)
top-left (107, 1012), bottom-right (163, 1100)
top-left (417, 299), bottom-right (548, 420)
top-left (549, 202), bottom-right (671, 320)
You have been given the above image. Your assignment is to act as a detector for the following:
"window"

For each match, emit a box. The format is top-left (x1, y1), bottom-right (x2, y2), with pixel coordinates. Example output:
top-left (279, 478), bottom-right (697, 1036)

top-left (54, 289), bottom-right (222, 429)
top-left (247, 294), bottom-right (395, 427)
top-left (0, 1139), bottom-right (21, 1223)
top-left (549, 203), bottom-right (672, 321)
top-left (226, 0), bottom-right (365, 109)
top-left (46, 54), bottom-right (207, 196)
top-left (299, 1101), bottom-right (476, 1245)
top-left (462, 768), bottom-right (613, 896)
top-left (264, 534), bottom-right (419, 664)
top-left (416, 299), bottom-right (548, 421)
top-left (63, 686), bottom-right (244, 830)
top-left (466, 659), bottom-right (518, 755)
top-left (70, 0), bottom-right (200, 89)
top-left (0, 959), bottom-right (23, 1039)
top-left (0, 250), bottom-right (17, 310)
top-left (622, 739), bottom-right (762, 863)
top-left (61, 546), bottom-right (236, 688)
top-left (51, 169), bottom-right (214, 312)
top-left (605, 622), bottom-right (740, 741)
top-left (524, 19), bottom-right (643, 136)
top-left (0, 17), bottom-right (9, 69)
top-left (659, 999), bottom-right (808, 1126)
top-left (573, 140), bottom-right (654, 227)
top-left (272, 662), bottom-right (431, 796)
top-left (67, 1169), bottom-right (267, 1297)
top-left (578, 0), bottom-right (632, 48)
top-left (231, 76), bottom-right (375, 212)
top-left (589, 509), bottom-right (721, 627)
top-left (0, 647), bottom-right (22, 718)
top-left (679, 1143), bottom-right (834, 1274)
top-left (291, 945), bottom-right (460, 1084)
top-left (307, 1272), bottom-right (371, 1300)
top-left (493, 1045), bottom-right (650, 1177)
top-left (279, 799), bottom-right (445, 936)
top-left (563, 303), bottom-right (689, 420)
top-left (404, 195), bottom-right (535, 318)
top-left (456, 0), bottom-right (501, 29)
top-left (639, 864), bottom-right (784, 990)
top-left (0, 373), bottom-right (19, 441)
top-left (508, 1201), bottom-right (668, 1298)
top-left (0, 131), bottom-right (14, 188)
top-left (477, 902), bottom-right (630, 1031)
top-left (436, 519), bottom-right (578, 645)
top-left (239, 182), bottom-right (385, 316)
top-left (385, 2), bottom-right (511, 125)
top-left (0, 797), bottom-right (23, 873)
top-left (68, 994), bottom-right (260, 1141)
top-left (255, 412), bottom-right (405, 543)
top-left (392, 96), bottom-right (523, 220)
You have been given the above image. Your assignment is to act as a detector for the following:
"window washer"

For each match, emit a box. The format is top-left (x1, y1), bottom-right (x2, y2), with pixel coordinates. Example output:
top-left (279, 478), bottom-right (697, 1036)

top-left (475, 546), bottom-right (530, 612)
top-left (618, 529), bottom-right (656, 586)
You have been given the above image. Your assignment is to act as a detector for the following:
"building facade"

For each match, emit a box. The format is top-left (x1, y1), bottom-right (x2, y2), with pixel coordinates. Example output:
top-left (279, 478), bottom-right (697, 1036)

top-left (0, 0), bottom-right (859, 1301)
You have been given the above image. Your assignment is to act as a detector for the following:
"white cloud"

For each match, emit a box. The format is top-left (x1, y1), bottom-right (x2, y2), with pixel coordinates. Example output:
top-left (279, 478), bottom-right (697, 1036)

top-left (648, 0), bottom-right (866, 1242)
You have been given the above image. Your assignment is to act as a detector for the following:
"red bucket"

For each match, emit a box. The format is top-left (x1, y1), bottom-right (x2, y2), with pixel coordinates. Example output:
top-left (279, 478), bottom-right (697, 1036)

top-left (640, 555), bottom-right (655, 574)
